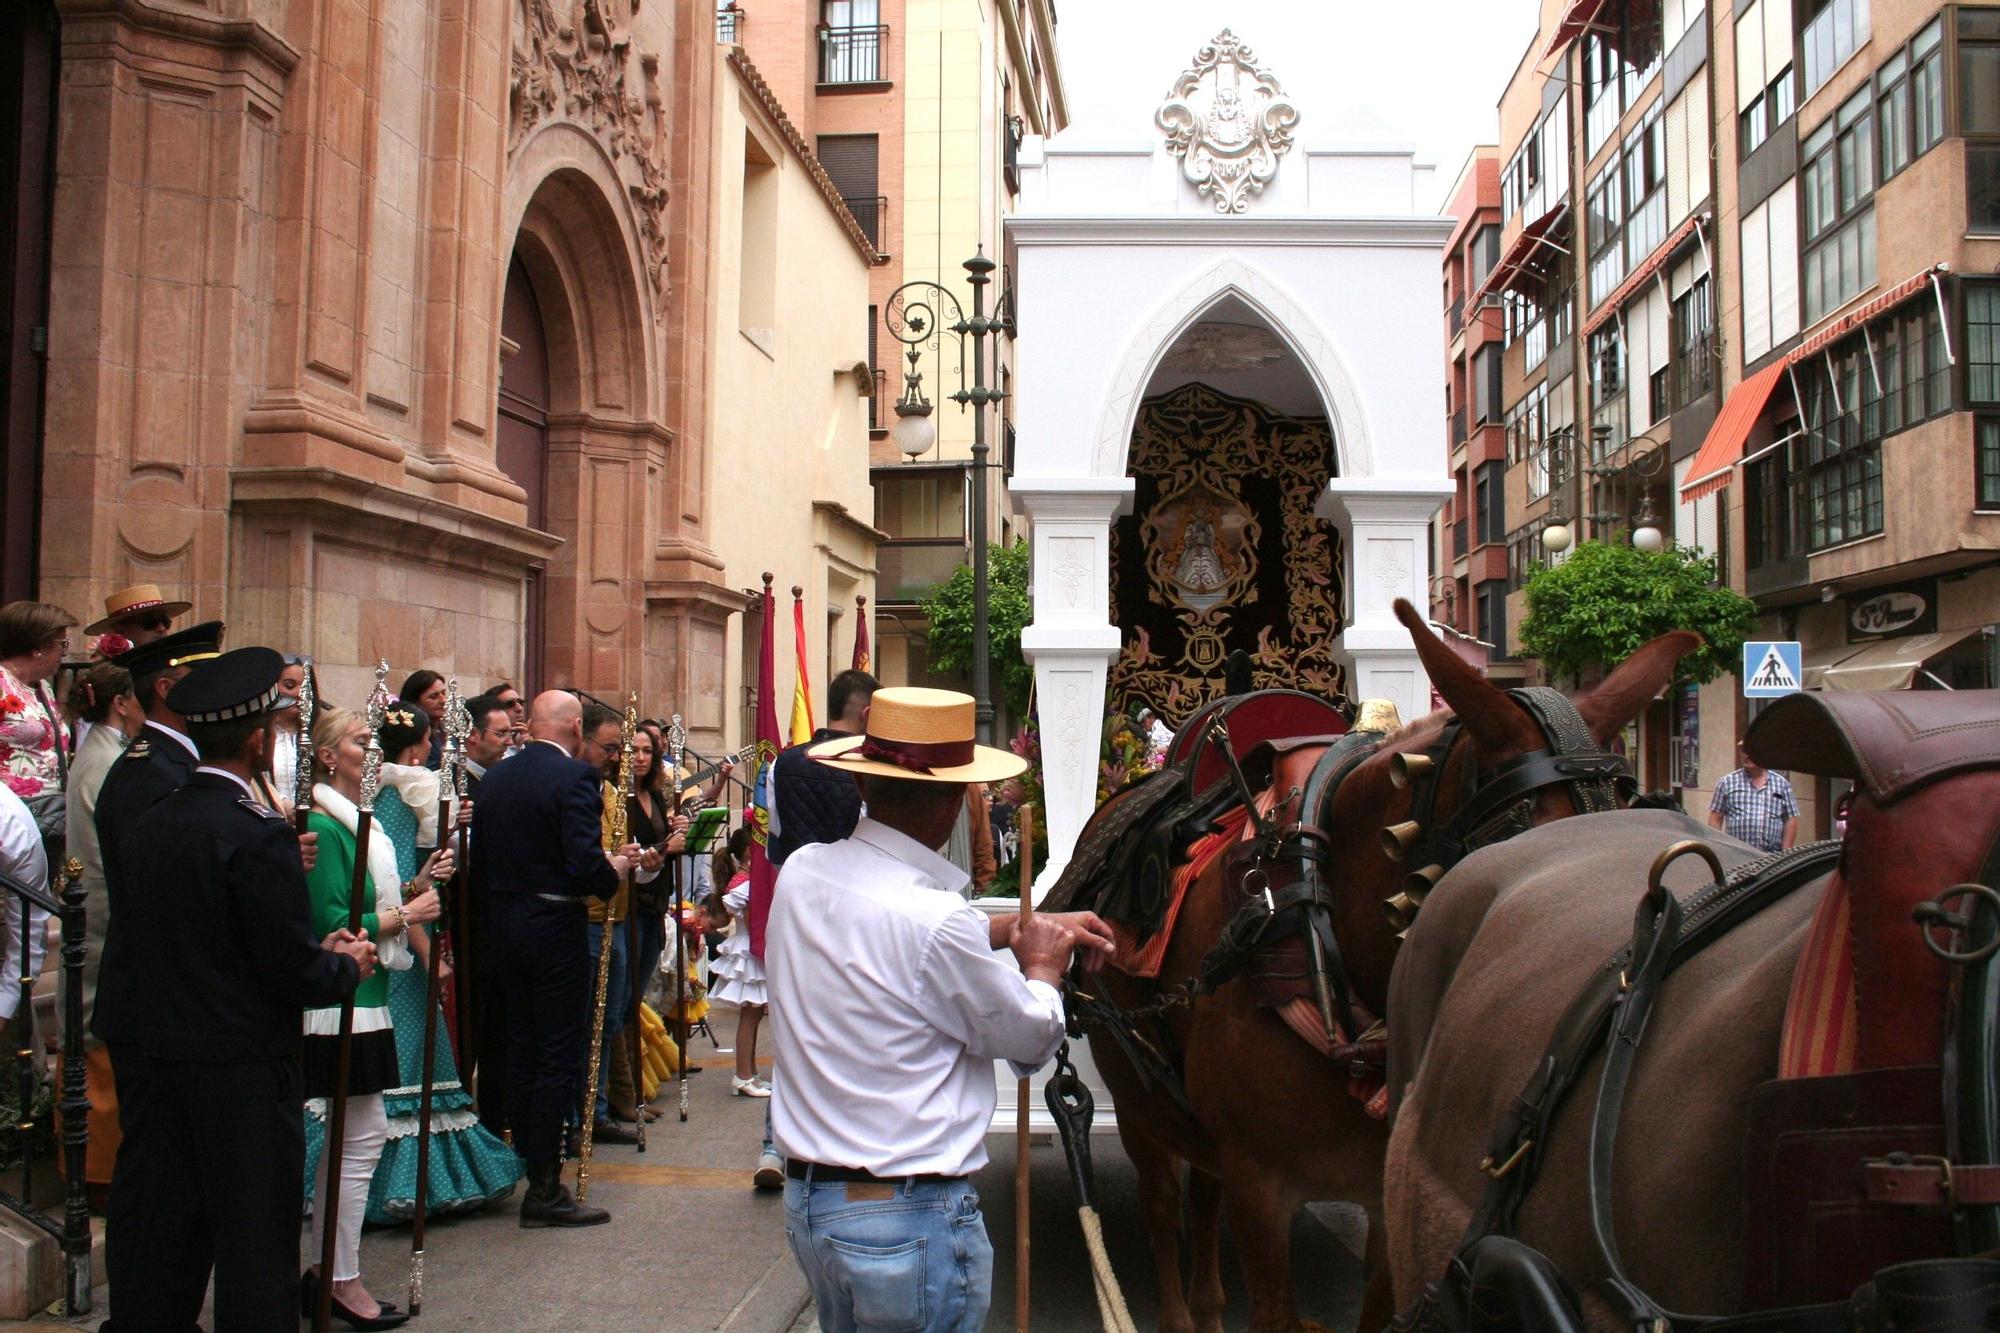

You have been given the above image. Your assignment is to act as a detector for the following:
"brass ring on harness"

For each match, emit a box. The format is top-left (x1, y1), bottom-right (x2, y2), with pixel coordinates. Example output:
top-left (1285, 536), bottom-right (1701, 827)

top-left (1912, 884), bottom-right (2000, 965)
top-left (1646, 840), bottom-right (1728, 909)
top-left (1240, 863), bottom-right (1271, 904)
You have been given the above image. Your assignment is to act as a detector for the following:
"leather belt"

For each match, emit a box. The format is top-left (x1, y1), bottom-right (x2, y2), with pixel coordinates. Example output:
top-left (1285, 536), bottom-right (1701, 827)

top-left (785, 1159), bottom-right (959, 1187)
top-left (532, 892), bottom-right (580, 906)
top-left (1863, 1155), bottom-right (2000, 1208)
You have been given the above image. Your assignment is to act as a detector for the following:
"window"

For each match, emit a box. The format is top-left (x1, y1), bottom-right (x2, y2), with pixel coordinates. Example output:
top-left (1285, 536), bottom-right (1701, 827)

top-left (819, 0), bottom-right (885, 84)
top-left (874, 467), bottom-right (966, 539)
top-left (1582, 12), bottom-right (1665, 156)
top-left (1741, 180), bottom-right (1802, 361)
top-left (1745, 446), bottom-right (1800, 568)
top-left (1473, 345), bottom-right (1503, 424)
top-left (1672, 274), bottom-right (1715, 406)
top-left (1623, 107), bottom-right (1667, 267)
top-left (1980, 418), bottom-right (2000, 510)
top-left (1913, 20), bottom-right (1945, 152)
top-left (817, 134), bottom-right (882, 247)
top-left (1966, 13), bottom-right (2000, 232)
top-left (1507, 378), bottom-right (1549, 467)
top-left (1477, 581), bottom-right (1509, 658)
top-left (1475, 461), bottom-right (1506, 545)
top-left (1870, 18), bottom-right (1946, 180)
top-left (1802, 0), bottom-right (1870, 99)
top-left (1801, 90), bottom-right (1877, 324)
top-left (1970, 284), bottom-right (2000, 404)
top-left (1507, 525), bottom-right (1552, 591)
top-left (1586, 167), bottom-right (1625, 306)
top-left (1736, 0), bottom-right (1797, 156)
top-left (1590, 325), bottom-right (1626, 410)
top-left (1470, 226), bottom-right (1501, 293)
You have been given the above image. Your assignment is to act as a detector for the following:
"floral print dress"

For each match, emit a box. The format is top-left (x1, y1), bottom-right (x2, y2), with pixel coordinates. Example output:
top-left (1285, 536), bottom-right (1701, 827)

top-left (0, 664), bottom-right (65, 803)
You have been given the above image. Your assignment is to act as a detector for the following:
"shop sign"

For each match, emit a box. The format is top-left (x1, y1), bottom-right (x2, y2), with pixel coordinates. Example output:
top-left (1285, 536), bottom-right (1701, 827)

top-left (1845, 578), bottom-right (1938, 643)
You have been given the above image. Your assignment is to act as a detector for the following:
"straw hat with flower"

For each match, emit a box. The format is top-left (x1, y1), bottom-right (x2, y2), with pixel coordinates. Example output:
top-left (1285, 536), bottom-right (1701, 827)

top-left (808, 687), bottom-right (1026, 784)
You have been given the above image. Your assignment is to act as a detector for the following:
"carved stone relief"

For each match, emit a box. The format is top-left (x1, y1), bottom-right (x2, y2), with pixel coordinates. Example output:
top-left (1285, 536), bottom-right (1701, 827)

top-left (1156, 30), bottom-right (1299, 215)
top-left (510, 0), bottom-right (671, 301)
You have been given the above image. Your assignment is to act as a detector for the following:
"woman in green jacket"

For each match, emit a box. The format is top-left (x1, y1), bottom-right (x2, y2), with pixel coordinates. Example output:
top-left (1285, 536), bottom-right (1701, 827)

top-left (300, 705), bottom-right (447, 1330)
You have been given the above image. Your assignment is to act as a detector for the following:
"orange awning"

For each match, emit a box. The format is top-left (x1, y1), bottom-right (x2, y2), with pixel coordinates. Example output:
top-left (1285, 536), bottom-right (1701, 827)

top-left (1582, 213), bottom-right (1707, 338)
top-left (1792, 265), bottom-right (1946, 363)
top-left (1679, 363), bottom-right (1788, 501)
top-left (1541, 0), bottom-right (1608, 62)
top-left (1474, 203), bottom-right (1570, 303)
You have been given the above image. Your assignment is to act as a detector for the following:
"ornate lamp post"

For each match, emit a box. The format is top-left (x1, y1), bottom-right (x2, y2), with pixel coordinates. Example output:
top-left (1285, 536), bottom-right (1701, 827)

top-left (1585, 435), bottom-right (1668, 551)
top-left (882, 250), bottom-right (1010, 744)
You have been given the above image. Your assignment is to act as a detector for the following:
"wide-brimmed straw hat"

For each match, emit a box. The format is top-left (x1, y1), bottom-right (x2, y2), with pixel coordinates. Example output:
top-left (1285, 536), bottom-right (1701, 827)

top-left (86, 584), bottom-right (192, 635)
top-left (808, 687), bottom-right (1027, 784)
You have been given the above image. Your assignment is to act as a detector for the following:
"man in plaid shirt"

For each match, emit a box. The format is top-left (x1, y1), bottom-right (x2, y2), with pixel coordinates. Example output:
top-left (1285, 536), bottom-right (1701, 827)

top-left (1707, 741), bottom-right (1799, 853)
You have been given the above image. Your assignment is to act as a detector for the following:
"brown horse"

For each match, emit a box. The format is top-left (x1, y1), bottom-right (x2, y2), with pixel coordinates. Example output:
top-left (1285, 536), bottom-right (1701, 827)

top-left (1075, 602), bottom-right (1700, 1333)
top-left (1382, 693), bottom-right (2000, 1324)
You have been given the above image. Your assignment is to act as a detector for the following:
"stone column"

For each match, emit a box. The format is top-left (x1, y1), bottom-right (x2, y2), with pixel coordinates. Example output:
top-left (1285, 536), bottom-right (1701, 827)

top-left (1320, 478), bottom-right (1455, 721)
top-left (1012, 477), bottom-right (1134, 896)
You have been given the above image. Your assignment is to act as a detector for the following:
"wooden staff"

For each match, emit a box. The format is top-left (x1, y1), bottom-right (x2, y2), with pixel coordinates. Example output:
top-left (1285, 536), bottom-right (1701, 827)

top-left (408, 679), bottom-right (468, 1313)
top-left (314, 661), bottom-right (389, 1333)
top-left (1015, 805), bottom-right (1036, 1333)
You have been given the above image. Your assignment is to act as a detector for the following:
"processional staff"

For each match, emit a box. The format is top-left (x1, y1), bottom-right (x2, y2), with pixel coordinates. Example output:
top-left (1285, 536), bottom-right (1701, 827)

top-left (669, 714), bottom-right (692, 1124)
top-left (408, 677), bottom-right (469, 1313)
top-left (313, 660), bottom-right (389, 1333)
top-left (578, 697), bottom-right (639, 1201)
top-left (624, 695), bottom-right (648, 1151)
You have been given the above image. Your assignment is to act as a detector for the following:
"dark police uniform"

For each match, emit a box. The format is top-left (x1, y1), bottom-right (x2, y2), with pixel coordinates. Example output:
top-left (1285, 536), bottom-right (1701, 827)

top-left (90, 623), bottom-right (221, 1331)
top-left (103, 647), bottom-right (360, 1332)
top-left (465, 738), bottom-right (616, 1220)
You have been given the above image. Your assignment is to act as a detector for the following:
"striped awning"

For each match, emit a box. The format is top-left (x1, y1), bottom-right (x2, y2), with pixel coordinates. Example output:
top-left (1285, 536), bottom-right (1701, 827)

top-left (1679, 363), bottom-right (1787, 501)
top-left (1581, 213), bottom-right (1707, 339)
top-left (1541, 0), bottom-right (1609, 62)
top-left (1792, 264), bottom-right (1947, 363)
top-left (1473, 203), bottom-right (1571, 304)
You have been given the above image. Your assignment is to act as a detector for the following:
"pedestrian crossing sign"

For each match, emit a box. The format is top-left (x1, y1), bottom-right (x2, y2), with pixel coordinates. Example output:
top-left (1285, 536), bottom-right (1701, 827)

top-left (1742, 640), bottom-right (1803, 697)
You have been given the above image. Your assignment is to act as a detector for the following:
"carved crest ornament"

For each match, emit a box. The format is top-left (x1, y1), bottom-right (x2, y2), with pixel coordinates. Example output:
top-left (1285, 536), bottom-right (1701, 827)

top-left (510, 0), bottom-right (671, 302)
top-left (1156, 30), bottom-right (1299, 215)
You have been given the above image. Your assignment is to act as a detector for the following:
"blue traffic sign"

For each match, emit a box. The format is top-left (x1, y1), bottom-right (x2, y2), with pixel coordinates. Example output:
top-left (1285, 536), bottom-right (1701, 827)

top-left (1742, 640), bottom-right (1803, 697)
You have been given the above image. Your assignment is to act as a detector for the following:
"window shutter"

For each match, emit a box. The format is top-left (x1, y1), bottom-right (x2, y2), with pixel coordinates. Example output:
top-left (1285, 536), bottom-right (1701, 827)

top-left (1665, 89), bottom-right (1690, 222)
top-left (815, 134), bottom-right (879, 201)
top-left (1767, 179), bottom-right (1801, 346)
top-left (1683, 77), bottom-right (1710, 212)
top-left (1762, 0), bottom-right (1794, 89)
top-left (1737, 2), bottom-right (1767, 112)
top-left (1742, 198), bottom-right (1773, 360)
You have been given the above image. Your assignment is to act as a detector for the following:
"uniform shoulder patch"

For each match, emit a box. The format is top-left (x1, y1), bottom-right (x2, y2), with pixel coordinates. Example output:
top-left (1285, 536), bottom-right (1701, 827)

top-left (237, 795), bottom-right (286, 823)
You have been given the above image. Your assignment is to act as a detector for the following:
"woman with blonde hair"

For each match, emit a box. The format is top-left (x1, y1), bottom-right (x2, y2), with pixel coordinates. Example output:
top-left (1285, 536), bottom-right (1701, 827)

top-left (299, 704), bottom-right (449, 1329)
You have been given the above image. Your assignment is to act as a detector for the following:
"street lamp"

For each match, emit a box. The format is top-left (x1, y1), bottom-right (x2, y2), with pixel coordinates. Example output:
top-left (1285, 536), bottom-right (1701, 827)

top-left (1539, 424), bottom-right (1608, 553)
top-left (881, 250), bottom-right (1010, 744)
top-left (1586, 436), bottom-right (1667, 551)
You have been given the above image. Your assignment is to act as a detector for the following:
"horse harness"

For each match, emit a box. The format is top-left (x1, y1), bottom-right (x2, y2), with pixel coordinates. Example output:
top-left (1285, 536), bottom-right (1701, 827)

top-left (1062, 688), bottom-right (1635, 1126)
top-left (1393, 830), bottom-right (2000, 1332)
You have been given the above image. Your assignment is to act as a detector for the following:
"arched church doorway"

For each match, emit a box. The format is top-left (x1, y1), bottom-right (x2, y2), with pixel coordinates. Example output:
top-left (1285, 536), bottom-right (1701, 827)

top-left (1111, 296), bottom-right (1344, 725)
top-left (498, 254), bottom-right (552, 690)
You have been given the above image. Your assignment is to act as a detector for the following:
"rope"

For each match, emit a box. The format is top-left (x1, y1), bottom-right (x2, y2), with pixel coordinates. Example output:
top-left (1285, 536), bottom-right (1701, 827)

top-left (1076, 1205), bottom-right (1140, 1333)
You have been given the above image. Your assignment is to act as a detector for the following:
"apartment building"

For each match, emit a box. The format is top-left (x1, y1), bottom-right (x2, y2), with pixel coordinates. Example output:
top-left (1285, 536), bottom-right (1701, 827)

top-left (1456, 0), bottom-right (2000, 817)
top-left (726, 0), bottom-right (1067, 719)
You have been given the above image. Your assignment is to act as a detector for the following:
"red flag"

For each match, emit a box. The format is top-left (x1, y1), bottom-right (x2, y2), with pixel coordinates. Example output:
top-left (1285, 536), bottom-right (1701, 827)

top-left (852, 594), bottom-right (871, 672)
top-left (747, 574), bottom-right (783, 958)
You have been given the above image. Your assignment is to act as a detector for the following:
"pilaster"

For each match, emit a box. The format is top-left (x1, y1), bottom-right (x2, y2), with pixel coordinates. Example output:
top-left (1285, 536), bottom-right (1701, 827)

top-left (1319, 477), bottom-right (1454, 720)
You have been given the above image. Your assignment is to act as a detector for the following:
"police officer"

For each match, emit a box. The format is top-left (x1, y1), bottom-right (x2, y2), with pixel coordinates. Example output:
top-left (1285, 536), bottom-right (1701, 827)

top-left (102, 647), bottom-right (375, 1332)
top-left (90, 620), bottom-right (221, 1328)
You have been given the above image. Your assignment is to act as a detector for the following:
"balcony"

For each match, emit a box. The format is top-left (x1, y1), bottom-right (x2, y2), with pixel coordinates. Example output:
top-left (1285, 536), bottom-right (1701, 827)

top-left (1449, 295), bottom-right (1464, 337)
top-left (1451, 408), bottom-right (1467, 447)
top-left (1452, 521), bottom-right (1468, 559)
top-left (716, 2), bottom-right (742, 43)
top-left (867, 366), bottom-right (887, 433)
top-left (842, 194), bottom-right (887, 249)
top-left (819, 24), bottom-right (887, 85)
top-left (876, 539), bottom-right (968, 604)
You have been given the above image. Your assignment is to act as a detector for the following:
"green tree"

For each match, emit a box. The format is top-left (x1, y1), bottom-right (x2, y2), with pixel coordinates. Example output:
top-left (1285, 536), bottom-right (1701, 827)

top-left (920, 539), bottom-right (1035, 719)
top-left (1520, 542), bottom-right (1757, 686)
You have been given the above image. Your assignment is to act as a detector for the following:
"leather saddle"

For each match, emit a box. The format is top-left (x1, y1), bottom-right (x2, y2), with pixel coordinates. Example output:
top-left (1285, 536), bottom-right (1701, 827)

top-left (1746, 689), bottom-right (2000, 805)
top-left (1040, 690), bottom-right (1348, 934)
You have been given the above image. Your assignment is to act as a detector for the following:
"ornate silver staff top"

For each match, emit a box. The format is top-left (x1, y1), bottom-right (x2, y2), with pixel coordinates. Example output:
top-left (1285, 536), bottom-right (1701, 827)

top-left (293, 656), bottom-right (317, 813)
top-left (359, 658), bottom-right (388, 814)
top-left (441, 676), bottom-right (468, 815)
top-left (668, 714), bottom-right (686, 800)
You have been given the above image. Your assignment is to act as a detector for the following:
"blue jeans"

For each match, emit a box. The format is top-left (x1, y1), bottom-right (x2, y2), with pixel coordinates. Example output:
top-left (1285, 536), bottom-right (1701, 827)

top-left (784, 1173), bottom-right (992, 1332)
top-left (581, 921), bottom-right (628, 1121)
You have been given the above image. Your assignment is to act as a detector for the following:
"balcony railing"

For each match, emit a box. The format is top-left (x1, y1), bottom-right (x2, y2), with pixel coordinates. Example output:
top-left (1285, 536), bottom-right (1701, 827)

top-left (1452, 521), bottom-right (1468, 558)
top-left (877, 539), bottom-right (969, 604)
top-left (842, 194), bottom-right (888, 249)
top-left (819, 24), bottom-right (887, 84)
top-left (1451, 408), bottom-right (1467, 447)
top-left (1449, 295), bottom-right (1464, 337)
top-left (868, 366), bottom-right (887, 432)
top-left (716, 3), bottom-right (743, 43)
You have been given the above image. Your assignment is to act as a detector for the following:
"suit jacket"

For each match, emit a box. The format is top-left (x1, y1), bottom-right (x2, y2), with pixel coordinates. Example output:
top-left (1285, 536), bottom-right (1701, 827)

top-left (61, 723), bottom-right (125, 1047)
top-left (91, 720), bottom-right (199, 1045)
top-left (467, 740), bottom-right (617, 908)
top-left (123, 772), bottom-right (357, 1062)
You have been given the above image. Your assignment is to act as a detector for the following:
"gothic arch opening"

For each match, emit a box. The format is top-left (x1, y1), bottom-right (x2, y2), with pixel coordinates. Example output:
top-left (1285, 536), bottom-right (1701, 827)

top-left (1109, 297), bottom-right (1347, 721)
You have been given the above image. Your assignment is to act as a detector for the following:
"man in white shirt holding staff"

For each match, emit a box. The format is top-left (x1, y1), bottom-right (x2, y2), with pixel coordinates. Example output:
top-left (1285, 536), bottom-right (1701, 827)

top-left (766, 687), bottom-right (1113, 1332)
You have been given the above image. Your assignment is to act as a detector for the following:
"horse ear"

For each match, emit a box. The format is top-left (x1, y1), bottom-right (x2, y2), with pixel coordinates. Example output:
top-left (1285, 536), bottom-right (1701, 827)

top-left (1392, 599), bottom-right (1523, 754)
top-left (1573, 629), bottom-right (1704, 746)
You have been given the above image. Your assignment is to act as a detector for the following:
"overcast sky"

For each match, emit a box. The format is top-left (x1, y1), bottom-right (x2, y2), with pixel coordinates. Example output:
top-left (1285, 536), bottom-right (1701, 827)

top-left (1053, 0), bottom-right (1542, 211)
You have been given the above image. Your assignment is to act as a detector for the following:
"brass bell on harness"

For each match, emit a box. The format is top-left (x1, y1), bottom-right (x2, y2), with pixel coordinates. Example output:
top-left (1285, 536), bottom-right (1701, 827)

top-left (1383, 890), bottom-right (1420, 932)
top-left (1405, 864), bottom-right (1445, 902)
top-left (1389, 752), bottom-right (1434, 790)
top-left (1381, 820), bottom-right (1424, 862)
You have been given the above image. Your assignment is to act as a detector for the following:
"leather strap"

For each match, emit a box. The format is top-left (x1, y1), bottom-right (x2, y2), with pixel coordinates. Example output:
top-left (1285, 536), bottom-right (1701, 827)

top-left (1863, 1157), bottom-right (2000, 1208)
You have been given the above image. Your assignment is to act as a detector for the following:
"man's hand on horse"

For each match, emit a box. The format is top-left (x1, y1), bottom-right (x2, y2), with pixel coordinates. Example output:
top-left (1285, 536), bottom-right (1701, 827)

top-left (1051, 911), bottom-right (1116, 972)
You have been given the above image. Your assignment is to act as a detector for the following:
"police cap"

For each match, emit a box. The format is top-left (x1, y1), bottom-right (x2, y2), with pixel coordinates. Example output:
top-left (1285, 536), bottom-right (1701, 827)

top-left (112, 620), bottom-right (225, 679)
top-left (166, 646), bottom-right (289, 725)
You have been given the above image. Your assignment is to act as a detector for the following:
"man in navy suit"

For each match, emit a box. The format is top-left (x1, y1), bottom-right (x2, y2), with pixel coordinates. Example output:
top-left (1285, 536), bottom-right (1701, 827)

top-left (467, 691), bottom-right (637, 1227)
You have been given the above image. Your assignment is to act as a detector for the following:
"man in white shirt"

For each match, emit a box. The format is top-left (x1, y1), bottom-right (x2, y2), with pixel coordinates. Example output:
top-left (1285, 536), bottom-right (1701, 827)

top-left (767, 687), bottom-right (1112, 1332)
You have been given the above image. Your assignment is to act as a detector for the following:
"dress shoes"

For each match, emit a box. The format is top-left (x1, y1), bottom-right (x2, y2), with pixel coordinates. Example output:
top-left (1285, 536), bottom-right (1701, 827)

top-left (300, 1270), bottom-right (411, 1329)
top-left (731, 1075), bottom-right (772, 1098)
top-left (593, 1116), bottom-right (641, 1145)
top-left (518, 1159), bottom-right (611, 1228)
